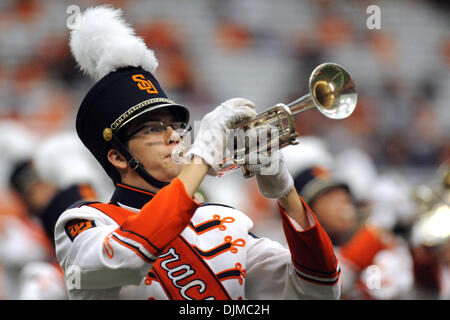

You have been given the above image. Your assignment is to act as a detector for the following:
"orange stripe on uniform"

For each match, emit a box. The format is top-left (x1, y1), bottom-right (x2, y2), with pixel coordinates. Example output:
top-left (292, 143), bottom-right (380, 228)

top-left (339, 226), bottom-right (388, 271)
top-left (151, 236), bottom-right (231, 300)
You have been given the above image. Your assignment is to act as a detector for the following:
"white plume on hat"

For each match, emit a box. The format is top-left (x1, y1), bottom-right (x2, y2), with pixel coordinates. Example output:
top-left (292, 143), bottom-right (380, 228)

top-left (282, 136), bottom-right (334, 177)
top-left (69, 5), bottom-right (159, 81)
top-left (0, 121), bottom-right (38, 164)
top-left (334, 148), bottom-right (378, 201)
top-left (366, 173), bottom-right (414, 230)
top-left (0, 121), bottom-right (39, 188)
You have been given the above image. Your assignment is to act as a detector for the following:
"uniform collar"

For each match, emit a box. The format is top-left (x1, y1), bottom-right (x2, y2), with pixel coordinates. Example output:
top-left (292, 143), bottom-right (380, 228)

top-left (110, 183), bottom-right (155, 210)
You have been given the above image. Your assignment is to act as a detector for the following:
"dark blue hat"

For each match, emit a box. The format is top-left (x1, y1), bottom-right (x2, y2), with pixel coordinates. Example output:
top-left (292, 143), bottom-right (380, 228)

top-left (294, 166), bottom-right (350, 206)
top-left (76, 66), bottom-right (189, 182)
top-left (70, 6), bottom-right (191, 187)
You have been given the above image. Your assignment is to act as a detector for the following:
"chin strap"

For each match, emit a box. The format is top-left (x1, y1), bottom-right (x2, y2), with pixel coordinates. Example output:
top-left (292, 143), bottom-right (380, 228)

top-left (108, 134), bottom-right (170, 189)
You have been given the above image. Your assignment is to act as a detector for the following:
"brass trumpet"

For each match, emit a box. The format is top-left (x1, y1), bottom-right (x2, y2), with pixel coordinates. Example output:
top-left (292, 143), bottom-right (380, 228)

top-left (216, 62), bottom-right (358, 177)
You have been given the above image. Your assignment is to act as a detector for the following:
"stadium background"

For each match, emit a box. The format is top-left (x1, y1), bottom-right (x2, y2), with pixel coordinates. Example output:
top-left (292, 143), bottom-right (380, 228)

top-left (0, 0), bottom-right (448, 299)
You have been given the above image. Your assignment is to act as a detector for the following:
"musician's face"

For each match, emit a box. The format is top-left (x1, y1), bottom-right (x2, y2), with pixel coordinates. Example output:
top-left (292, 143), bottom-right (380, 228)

top-left (124, 109), bottom-right (185, 189)
top-left (311, 187), bottom-right (357, 239)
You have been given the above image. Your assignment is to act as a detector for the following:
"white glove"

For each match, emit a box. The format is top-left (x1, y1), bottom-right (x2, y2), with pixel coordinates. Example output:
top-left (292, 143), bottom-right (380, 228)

top-left (245, 148), bottom-right (294, 199)
top-left (185, 98), bottom-right (256, 175)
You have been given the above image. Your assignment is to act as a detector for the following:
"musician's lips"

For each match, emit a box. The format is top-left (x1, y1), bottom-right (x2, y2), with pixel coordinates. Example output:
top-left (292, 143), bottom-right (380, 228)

top-left (164, 151), bottom-right (175, 159)
top-left (167, 146), bottom-right (185, 164)
top-left (166, 146), bottom-right (182, 159)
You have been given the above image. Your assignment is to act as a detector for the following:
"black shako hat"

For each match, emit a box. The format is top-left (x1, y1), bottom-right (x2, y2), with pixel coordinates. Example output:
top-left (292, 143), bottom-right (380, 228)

top-left (76, 66), bottom-right (189, 183)
top-left (293, 166), bottom-right (350, 207)
top-left (70, 6), bottom-right (189, 188)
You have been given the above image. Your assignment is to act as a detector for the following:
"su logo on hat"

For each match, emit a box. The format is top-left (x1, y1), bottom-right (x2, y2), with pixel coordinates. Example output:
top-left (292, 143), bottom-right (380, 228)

top-left (132, 74), bottom-right (158, 94)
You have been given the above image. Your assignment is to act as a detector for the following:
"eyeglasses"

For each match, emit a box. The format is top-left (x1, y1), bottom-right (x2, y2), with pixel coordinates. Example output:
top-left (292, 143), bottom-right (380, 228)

top-left (123, 121), bottom-right (192, 141)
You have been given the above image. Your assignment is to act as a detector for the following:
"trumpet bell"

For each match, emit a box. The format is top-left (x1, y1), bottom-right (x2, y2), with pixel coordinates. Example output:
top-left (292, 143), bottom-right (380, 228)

top-left (309, 63), bottom-right (357, 120)
top-left (179, 62), bottom-right (358, 177)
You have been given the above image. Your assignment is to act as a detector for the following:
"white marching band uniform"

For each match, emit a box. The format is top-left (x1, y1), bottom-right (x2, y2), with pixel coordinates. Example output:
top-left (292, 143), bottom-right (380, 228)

top-left (55, 179), bottom-right (342, 300)
top-left (53, 5), bottom-right (342, 301)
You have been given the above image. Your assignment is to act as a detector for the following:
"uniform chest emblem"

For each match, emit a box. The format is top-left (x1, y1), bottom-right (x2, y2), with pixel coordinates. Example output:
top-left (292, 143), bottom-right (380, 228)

top-left (150, 236), bottom-right (231, 300)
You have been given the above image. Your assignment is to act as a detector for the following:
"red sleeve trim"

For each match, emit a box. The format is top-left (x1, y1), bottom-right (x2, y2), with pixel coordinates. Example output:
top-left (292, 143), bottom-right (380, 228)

top-left (90, 178), bottom-right (199, 261)
top-left (118, 178), bottom-right (200, 258)
top-left (294, 268), bottom-right (342, 286)
top-left (278, 195), bottom-right (340, 283)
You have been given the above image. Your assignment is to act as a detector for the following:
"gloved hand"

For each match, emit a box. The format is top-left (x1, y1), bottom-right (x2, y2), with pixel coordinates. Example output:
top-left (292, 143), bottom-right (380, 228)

top-left (185, 98), bottom-right (257, 175)
top-left (245, 147), bottom-right (294, 199)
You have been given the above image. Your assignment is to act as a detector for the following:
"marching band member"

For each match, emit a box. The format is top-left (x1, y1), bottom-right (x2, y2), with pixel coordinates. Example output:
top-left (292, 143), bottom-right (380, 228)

top-left (54, 6), bottom-right (342, 300)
